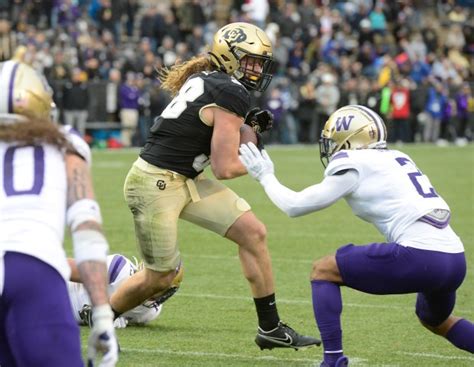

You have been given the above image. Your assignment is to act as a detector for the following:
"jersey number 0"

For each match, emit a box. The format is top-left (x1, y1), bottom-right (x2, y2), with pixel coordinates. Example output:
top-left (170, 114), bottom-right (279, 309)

top-left (3, 146), bottom-right (45, 196)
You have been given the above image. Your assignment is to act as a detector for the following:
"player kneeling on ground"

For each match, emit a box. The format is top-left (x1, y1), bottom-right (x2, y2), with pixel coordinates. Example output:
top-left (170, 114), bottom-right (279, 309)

top-left (240, 105), bottom-right (474, 367)
top-left (68, 254), bottom-right (183, 328)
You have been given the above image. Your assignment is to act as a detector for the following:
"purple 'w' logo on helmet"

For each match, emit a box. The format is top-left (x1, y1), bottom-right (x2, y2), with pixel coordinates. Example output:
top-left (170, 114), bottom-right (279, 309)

top-left (335, 115), bottom-right (354, 131)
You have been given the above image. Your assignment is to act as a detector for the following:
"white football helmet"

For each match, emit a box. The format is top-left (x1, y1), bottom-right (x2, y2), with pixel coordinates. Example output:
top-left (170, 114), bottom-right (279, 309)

top-left (0, 59), bottom-right (53, 122)
top-left (320, 105), bottom-right (387, 167)
top-left (209, 22), bottom-right (274, 92)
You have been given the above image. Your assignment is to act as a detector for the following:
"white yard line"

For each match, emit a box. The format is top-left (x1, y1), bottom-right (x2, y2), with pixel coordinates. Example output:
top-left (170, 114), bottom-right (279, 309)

top-left (114, 347), bottom-right (474, 365)
top-left (397, 352), bottom-right (474, 362)
top-left (119, 347), bottom-right (368, 365)
top-left (177, 292), bottom-right (473, 315)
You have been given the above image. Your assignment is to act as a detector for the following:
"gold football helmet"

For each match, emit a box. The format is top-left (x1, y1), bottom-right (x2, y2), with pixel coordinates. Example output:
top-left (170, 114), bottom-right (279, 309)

top-left (209, 22), bottom-right (274, 92)
top-left (320, 105), bottom-right (387, 167)
top-left (0, 59), bottom-right (53, 122)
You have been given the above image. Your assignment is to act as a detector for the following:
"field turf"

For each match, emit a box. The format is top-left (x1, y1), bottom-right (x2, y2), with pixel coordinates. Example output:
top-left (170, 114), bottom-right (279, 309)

top-left (75, 144), bottom-right (474, 367)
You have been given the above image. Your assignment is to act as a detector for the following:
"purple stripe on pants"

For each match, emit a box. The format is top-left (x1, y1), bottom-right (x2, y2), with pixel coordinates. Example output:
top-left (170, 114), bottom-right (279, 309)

top-left (0, 252), bottom-right (83, 367)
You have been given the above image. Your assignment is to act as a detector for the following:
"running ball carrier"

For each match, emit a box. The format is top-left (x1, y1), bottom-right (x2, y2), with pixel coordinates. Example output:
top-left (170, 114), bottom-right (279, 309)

top-left (124, 22), bottom-right (321, 352)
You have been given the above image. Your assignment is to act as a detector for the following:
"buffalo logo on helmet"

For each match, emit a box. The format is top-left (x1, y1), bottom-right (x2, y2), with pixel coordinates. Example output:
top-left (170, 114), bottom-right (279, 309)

top-left (223, 27), bottom-right (247, 45)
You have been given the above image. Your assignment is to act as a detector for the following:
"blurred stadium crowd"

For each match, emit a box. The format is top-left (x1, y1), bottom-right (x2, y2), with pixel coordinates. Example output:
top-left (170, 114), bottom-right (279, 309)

top-left (0, 0), bottom-right (472, 147)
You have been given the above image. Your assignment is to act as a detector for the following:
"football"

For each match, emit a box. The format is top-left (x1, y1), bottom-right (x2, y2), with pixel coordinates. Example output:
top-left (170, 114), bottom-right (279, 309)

top-left (239, 124), bottom-right (258, 146)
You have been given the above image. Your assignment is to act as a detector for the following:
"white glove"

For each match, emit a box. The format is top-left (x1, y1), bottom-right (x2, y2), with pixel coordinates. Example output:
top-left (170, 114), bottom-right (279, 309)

top-left (239, 142), bottom-right (274, 181)
top-left (87, 304), bottom-right (119, 367)
top-left (113, 316), bottom-right (128, 329)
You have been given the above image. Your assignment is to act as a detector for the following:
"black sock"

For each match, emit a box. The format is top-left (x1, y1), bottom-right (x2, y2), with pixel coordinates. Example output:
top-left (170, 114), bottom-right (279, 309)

top-left (254, 293), bottom-right (280, 331)
top-left (112, 307), bottom-right (121, 320)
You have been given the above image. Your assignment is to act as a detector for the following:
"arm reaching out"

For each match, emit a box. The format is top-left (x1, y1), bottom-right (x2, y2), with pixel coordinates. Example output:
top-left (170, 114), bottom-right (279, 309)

top-left (65, 153), bottom-right (118, 367)
top-left (239, 143), bottom-right (359, 217)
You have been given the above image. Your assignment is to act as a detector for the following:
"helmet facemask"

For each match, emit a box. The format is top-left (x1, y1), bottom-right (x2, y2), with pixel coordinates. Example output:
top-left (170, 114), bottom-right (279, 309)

top-left (319, 133), bottom-right (352, 168)
top-left (235, 50), bottom-right (274, 92)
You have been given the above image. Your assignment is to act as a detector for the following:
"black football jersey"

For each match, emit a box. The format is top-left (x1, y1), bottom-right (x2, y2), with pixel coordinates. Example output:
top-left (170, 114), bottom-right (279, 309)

top-left (140, 71), bottom-right (250, 178)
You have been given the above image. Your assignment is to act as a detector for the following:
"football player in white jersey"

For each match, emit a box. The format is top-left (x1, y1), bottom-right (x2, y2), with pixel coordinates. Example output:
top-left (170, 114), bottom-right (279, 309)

top-left (67, 254), bottom-right (183, 328)
top-left (0, 59), bottom-right (118, 366)
top-left (239, 105), bottom-right (474, 366)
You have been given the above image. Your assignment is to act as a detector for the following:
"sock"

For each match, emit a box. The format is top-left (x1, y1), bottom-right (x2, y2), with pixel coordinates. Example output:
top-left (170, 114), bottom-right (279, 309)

top-left (254, 293), bottom-right (280, 330)
top-left (446, 318), bottom-right (474, 353)
top-left (311, 280), bottom-right (343, 366)
top-left (112, 307), bottom-right (121, 320)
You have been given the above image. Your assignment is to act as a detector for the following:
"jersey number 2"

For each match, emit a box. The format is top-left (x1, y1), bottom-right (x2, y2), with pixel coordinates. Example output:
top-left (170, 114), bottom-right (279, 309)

top-left (161, 77), bottom-right (205, 119)
top-left (395, 157), bottom-right (438, 198)
top-left (3, 146), bottom-right (45, 196)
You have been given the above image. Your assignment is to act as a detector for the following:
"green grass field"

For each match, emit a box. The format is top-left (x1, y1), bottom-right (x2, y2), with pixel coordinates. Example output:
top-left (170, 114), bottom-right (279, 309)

top-left (77, 144), bottom-right (474, 367)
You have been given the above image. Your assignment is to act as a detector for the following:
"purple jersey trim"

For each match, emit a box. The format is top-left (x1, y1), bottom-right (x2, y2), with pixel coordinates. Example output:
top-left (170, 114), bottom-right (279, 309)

top-left (419, 213), bottom-right (451, 229)
top-left (109, 255), bottom-right (126, 283)
top-left (66, 126), bottom-right (82, 138)
top-left (8, 62), bottom-right (19, 113)
top-left (332, 151), bottom-right (349, 161)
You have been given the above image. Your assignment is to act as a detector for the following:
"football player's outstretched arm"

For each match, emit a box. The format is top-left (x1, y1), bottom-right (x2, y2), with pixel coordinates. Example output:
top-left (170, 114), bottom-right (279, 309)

top-left (65, 152), bottom-right (118, 367)
top-left (66, 153), bottom-right (109, 305)
top-left (208, 107), bottom-right (248, 179)
top-left (239, 143), bottom-right (359, 217)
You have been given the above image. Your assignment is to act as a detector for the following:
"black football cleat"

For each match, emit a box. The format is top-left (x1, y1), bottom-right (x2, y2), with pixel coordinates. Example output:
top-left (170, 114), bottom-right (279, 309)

top-left (153, 286), bottom-right (179, 306)
top-left (255, 321), bottom-right (321, 350)
top-left (79, 304), bottom-right (94, 327)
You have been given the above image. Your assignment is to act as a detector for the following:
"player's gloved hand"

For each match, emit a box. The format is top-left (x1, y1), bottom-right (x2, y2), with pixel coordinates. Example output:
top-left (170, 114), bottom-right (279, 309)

top-left (239, 142), bottom-right (274, 182)
top-left (87, 304), bottom-right (119, 367)
top-left (244, 107), bottom-right (274, 133)
top-left (113, 316), bottom-right (128, 329)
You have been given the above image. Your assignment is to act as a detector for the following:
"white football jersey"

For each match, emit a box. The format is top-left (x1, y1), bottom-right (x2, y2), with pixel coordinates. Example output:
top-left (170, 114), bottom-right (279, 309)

top-left (325, 149), bottom-right (463, 253)
top-left (68, 254), bottom-right (162, 325)
top-left (0, 142), bottom-right (70, 279)
top-left (0, 129), bottom-right (92, 281)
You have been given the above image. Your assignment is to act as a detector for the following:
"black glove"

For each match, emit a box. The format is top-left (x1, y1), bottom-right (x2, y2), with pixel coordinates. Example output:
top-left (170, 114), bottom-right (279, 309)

top-left (244, 107), bottom-right (274, 134)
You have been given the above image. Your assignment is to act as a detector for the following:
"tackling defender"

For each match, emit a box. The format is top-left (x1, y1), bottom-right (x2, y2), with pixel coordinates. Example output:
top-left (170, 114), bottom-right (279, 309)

top-left (240, 105), bottom-right (474, 366)
top-left (0, 60), bottom-right (118, 366)
top-left (67, 253), bottom-right (183, 328)
top-left (108, 22), bottom-right (320, 349)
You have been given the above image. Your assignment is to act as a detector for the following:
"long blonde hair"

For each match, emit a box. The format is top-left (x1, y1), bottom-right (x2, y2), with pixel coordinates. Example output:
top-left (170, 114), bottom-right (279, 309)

top-left (0, 117), bottom-right (68, 149)
top-left (159, 55), bottom-right (214, 96)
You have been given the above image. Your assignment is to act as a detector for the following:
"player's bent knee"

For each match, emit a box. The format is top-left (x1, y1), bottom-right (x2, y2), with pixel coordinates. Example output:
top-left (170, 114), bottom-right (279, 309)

top-left (251, 221), bottom-right (267, 242)
top-left (310, 255), bottom-right (340, 282)
top-left (240, 220), bottom-right (267, 246)
top-left (311, 257), bottom-right (328, 280)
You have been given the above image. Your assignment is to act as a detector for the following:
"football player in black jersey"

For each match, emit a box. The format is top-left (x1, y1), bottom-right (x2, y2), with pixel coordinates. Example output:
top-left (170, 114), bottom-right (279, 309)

top-left (109, 22), bottom-right (321, 350)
